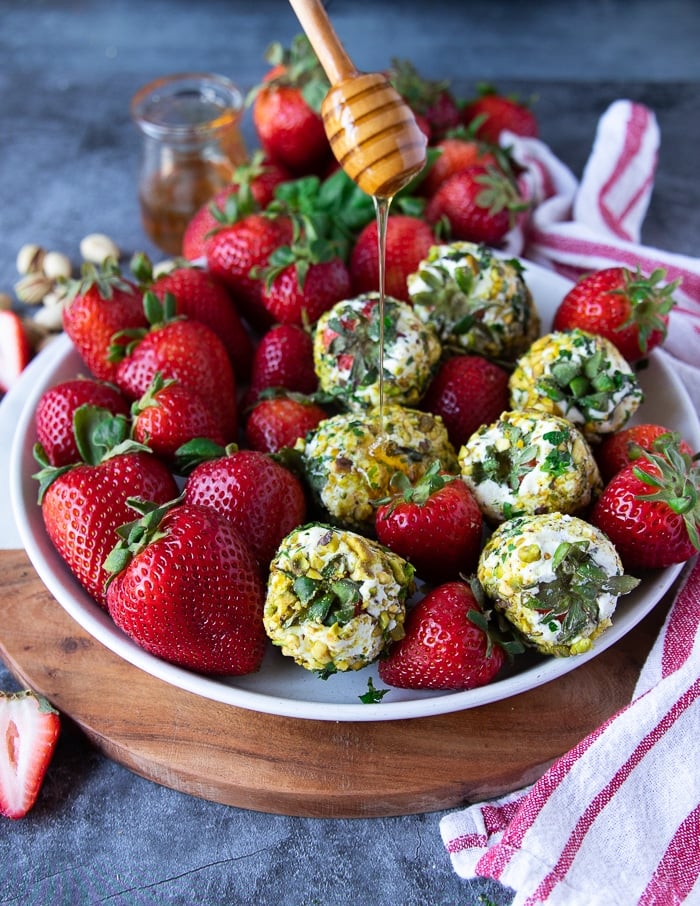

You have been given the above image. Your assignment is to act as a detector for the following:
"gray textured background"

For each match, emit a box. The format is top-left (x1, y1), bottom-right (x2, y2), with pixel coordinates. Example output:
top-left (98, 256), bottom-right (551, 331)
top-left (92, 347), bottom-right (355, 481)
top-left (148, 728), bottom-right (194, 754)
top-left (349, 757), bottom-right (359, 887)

top-left (1, 1), bottom-right (699, 903)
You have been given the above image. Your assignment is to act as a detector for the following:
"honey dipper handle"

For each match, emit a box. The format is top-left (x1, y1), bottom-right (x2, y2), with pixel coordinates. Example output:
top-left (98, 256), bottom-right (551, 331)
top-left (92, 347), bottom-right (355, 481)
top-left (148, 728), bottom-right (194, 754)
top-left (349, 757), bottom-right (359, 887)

top-left (288, 0), bottom-right (357, 85)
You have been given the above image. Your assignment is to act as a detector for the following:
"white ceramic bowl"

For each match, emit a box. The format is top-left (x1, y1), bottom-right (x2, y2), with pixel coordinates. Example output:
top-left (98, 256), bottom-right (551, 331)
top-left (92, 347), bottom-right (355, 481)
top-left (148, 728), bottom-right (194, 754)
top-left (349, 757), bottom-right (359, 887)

top-left (9, 260), bottom-right (700, 721)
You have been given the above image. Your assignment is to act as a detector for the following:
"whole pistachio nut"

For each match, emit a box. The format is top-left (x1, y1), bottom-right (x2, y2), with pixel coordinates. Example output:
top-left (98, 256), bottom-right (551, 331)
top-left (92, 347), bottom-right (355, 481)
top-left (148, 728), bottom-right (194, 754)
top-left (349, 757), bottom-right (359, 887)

top-left (80, 233), bottom-right (120, 265)
top-left (16, 243), bottom-right (46, 275)
top-left (14, 272), bottom-right (53, 305)
top-left (42, 250), bottom-right (72, 281)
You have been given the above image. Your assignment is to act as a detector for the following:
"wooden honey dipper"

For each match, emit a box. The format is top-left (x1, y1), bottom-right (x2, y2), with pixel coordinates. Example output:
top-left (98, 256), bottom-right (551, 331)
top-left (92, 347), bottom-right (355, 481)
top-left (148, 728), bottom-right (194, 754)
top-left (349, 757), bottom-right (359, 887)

top-left (288, 0), bottom-right (428, 198)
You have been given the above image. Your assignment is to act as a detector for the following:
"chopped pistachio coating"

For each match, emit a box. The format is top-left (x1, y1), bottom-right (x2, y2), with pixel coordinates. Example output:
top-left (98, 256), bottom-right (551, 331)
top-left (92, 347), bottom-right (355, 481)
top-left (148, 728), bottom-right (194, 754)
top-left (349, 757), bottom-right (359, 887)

top-left (313, 293), bottom-right (442, 410)
top-left (477, 512), bottom-right (639, 656)
top-left (264, 523), bottom-right (415, 673)
top-left (407, 241), bottom-right (540, 361)
top-left (509, 328), bottom-right (644, 441)
top-left (459, 409), bottom-right (602, 523)
top-left (296, 404), bottom-right (458, 532)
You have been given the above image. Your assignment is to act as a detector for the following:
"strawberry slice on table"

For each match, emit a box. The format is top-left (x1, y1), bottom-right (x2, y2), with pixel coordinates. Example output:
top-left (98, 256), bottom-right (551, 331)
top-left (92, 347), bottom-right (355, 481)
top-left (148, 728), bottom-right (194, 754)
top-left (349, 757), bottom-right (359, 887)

top-left (249, 35), bottom-right (332, 176)
top-left (0, 690), bottom-right (60, 819)
top-left (35, 377), bottom-right (131, 467)
top-left (378, 581), bottom-right (510, 691)
top-left (183, 446), bottom-right (307, 571)
top-left (34, 405), bottom-right (179, 608)
top-left (104, 498), bottom-right (267, 675)
top-left (375, 461), bottom-right (484, 583)
top-left (0, 309), bottom-right (32, 393)
top-left (462, 84), bottom-right (539, 144)
top-left (552, 265), bottom-right (678, 362)
top-left (61, 259), bottom-right (146, 382)
top-left (590, 432), bottom-right (700, 570)
top-left (349, 214), bottom-right (437, 303)
top-left (425, 163), bottom-right (528, 246)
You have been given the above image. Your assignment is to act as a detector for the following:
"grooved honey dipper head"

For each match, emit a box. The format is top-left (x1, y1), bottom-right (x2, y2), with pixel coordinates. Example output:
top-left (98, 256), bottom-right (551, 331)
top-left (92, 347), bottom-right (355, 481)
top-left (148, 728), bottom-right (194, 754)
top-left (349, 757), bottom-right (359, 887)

top-left (321, 72), bottom-right (428, 198)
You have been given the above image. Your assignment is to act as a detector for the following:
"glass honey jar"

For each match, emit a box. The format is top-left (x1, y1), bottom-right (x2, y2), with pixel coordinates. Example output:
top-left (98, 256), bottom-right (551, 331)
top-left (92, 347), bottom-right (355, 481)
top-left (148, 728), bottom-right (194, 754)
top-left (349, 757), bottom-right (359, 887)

top-left (131, 73), bottom-right (247, 255)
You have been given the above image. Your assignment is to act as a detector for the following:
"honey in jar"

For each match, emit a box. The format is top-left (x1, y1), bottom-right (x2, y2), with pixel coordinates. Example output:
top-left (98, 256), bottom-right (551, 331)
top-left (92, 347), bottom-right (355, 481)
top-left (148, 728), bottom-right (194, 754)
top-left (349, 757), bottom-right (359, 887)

top-left (131, 73), bottom-right (247, 255)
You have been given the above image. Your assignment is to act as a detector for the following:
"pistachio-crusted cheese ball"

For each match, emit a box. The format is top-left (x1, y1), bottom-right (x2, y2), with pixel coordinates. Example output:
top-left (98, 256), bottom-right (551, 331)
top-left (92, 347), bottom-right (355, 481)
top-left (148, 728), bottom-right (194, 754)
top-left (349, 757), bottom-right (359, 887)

top-left (296, 405), bottom-right (458, 531)
top-left (509, 328), bottom-right (643, 442)
top-left (407, 241), bottom-right (540, 361)
top-left (264, 523), bottom-right (415, 673)
top-left (459, 409), bottom-right (602, 523)
top-left (313, 293), bottom-right (441, 410)
top-left (477, 513), bottom-right (639, 656)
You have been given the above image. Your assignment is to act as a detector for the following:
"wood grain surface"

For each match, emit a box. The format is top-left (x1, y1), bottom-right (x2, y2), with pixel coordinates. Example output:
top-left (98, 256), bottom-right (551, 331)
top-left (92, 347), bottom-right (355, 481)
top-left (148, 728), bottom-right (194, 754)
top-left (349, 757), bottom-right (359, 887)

top-left (0, 548), bottom-right (669, 818)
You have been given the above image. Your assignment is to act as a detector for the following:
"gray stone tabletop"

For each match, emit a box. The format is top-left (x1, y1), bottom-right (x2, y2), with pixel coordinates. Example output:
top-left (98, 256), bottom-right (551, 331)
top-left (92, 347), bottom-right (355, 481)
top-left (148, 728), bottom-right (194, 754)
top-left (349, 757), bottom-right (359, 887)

top-left (1, 2), bottom-right (699, 904)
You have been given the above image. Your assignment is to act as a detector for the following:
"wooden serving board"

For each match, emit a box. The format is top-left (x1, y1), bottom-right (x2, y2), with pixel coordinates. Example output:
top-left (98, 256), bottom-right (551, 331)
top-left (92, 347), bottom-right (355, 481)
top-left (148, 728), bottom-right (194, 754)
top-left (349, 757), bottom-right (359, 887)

top-left (0, 548), bottom-right (671, 818)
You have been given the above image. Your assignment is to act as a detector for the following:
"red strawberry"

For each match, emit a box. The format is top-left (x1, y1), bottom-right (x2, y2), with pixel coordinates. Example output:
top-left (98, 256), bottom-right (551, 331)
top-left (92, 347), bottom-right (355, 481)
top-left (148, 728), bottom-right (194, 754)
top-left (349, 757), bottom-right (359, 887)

top-left (0, 690), bottom-right (60, 819)
top-left (421, 355), bottom-right (510, 448)
top-left (105, 499), bottom-right (266, 675)
top-left (462, 86), bottom-right (538, 144)
top-left (184, 448), bottom-right (306, 569)
top-left (420, 134), bottom-right (498, 198)
top-left (250, 37), bottom-right (332, 175)
top-left (0, 310), bottom-right (32, 393)
top-left (425, 164), bottom-right (527, 246)
top-left (133, 255), bottom-right (254, 381)
top-left (260, 255), bottom-right (351, 327)
top-left (245, 395), bottom-right (328, 453)
top-left (243, 323), bottom-right (318, 410)
top-left (590, 433), bottom-right (700, 569)
top-left (34, 408), bottom-right (179, 608)
top-left (349, 215), bottom-right (437, 303)
top-left (378, 581), bottom-right (506, 690)
top-left (205, 213), bottom-right (293, 331)
top-left (62, 261), bottom-right (146, 382)
top-left (181, 152), bottom-right (291, 261)
top-left (596, 423), bottom-right (694, 483)
top-left (35, 377), bottom-right (130, 466)
top-left (114, 293), bottom-right (238, 441)
top-left (389, 58), bottom-right (461, 141)
top-left (552, 266), bottom-right (677, 362)
top-left (131, 373), bottom-right (227, 465)
top-left (375, 462), bottom-right (483, 582)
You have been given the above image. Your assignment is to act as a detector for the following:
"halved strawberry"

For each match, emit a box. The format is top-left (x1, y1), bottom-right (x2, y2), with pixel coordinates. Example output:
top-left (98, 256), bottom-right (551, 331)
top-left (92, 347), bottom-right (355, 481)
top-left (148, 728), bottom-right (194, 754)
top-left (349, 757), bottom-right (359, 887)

top-left (0, 310), bottom-right (31, 393)
top-left (0, 690), bottom-right (60, 819)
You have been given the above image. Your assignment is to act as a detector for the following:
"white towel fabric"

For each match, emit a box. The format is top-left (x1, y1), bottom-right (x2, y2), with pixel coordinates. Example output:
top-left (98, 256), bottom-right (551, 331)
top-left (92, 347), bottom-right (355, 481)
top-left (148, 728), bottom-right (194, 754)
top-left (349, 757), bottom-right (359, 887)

top-left (439, 100), bottom-right (700, 905)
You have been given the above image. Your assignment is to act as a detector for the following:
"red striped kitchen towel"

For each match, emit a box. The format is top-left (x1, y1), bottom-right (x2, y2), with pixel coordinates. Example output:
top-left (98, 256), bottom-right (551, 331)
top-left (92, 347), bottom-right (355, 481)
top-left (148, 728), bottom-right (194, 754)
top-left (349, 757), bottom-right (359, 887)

top-left (504, 99), bottom-right (700, 373)
top-left (440, 101), bottom-right (700, 905)
top-left (440, 555), bottom-right (700, 905)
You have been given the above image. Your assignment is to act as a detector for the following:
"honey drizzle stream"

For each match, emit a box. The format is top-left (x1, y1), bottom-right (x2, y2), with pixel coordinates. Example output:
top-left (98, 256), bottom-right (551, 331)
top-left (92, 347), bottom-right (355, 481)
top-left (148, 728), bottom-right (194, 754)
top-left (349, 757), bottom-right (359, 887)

top-left (374, 194), bottom-right (392, 436)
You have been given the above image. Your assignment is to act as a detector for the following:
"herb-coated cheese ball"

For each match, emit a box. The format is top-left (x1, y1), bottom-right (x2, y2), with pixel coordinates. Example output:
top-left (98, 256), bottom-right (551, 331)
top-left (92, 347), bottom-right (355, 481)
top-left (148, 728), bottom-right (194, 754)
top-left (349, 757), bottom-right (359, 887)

top-left (313, 293), bottom-right (441, 410)
top-left (458, 409), bottom-right (602, 523)
top-left (477, 512), bottom-right (639, 656)
top-left (407, 241), bottom-right (540, 361)
top-left (509, 328), bottom-right (644, 442)
top-left (264, 523), bottom-right (415, 673)
top-left (296, 404), bottom-right (458, 532)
